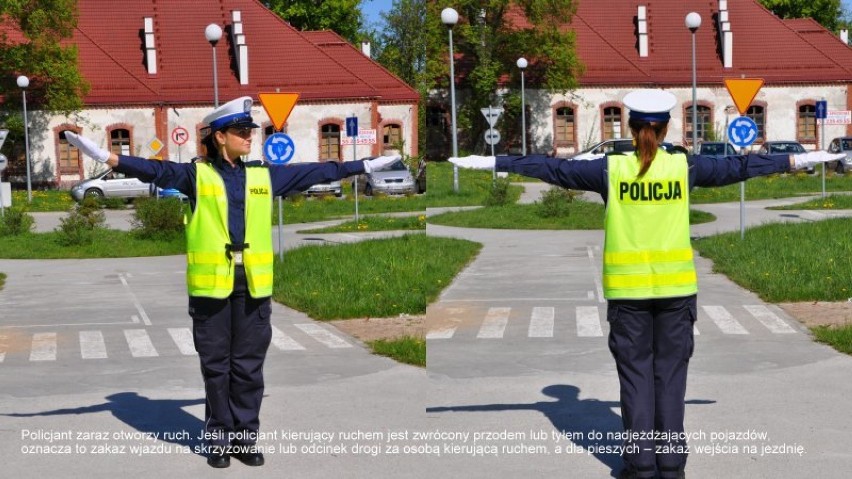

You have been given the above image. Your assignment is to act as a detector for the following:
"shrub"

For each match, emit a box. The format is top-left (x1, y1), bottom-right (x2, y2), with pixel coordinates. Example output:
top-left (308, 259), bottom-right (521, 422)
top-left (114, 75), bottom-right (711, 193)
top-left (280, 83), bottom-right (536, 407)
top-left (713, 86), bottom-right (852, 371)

top-left (484, 177), bottom-right (512, 206)
top-left (0, 207), bottom-right (35, 236)
top-left (100, 197), bottom-right (127, 209)
top-left (131, 197), bottom-right (185, 239)
top-left (535, 186), bottom-right (578, 218)
top-left (55, 197), bottom-right (106, 245)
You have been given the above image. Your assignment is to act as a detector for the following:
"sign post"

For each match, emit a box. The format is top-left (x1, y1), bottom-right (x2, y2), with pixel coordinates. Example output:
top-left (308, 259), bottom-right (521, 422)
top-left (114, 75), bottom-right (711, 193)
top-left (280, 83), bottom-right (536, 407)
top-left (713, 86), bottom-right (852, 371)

top-left (346, 115), bottom-right (360, 224)
top-left (0, 129), bottom-right (7, 216)
top-left (171, 126), bottom-right (188, 163)
top-left (816, 99), bottom-right (828, 198)
top-left (259, 92), bottom-right (300, 261)
top-left (481, 107), bottom-right (503, 180)
top-left (724, 78), bottom-right (764, 239)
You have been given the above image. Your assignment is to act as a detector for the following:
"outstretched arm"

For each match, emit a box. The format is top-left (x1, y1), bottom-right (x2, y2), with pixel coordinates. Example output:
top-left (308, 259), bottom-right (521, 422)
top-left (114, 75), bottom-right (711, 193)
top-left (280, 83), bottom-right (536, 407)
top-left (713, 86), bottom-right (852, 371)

top-left (269, 155), bottom-right (400, 197)
top-left (689, 151), bottom-right (843, 188)
top-left (450, 154), bottom-right (606, 196)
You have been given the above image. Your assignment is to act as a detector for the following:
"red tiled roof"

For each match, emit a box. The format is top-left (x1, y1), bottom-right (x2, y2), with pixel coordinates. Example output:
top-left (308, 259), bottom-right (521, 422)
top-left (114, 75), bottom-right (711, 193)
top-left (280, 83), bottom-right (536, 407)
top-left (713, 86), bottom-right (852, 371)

top-left (302, 30), bottom-right (419, 102)
top-left (503, 0), bottom-right (852, 87)
top-left (15, 0), bottom-right (418, 106)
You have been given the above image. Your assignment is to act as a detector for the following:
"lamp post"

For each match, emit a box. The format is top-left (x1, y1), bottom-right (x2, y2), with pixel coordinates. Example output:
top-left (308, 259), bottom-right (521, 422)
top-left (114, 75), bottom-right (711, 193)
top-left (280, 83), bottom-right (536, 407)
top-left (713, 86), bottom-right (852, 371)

top-left (17, 75), bottom-right (32, 203)
top-left (441, 7), bottom-right (459, 193)
top-left (516, 57), bottom-right (528, 155)
top-left (205, 24), bottom-right (223, 107)
top-left (685, 12), bottom-right (701, 153)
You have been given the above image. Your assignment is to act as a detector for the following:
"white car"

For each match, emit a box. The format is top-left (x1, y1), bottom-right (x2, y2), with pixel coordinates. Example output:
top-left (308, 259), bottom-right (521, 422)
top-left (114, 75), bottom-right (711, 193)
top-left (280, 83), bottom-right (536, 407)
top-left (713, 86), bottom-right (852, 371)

top-left (69, 170), bottom-right (151, 202)
top-left (362, 158), bottom-right (416, 196)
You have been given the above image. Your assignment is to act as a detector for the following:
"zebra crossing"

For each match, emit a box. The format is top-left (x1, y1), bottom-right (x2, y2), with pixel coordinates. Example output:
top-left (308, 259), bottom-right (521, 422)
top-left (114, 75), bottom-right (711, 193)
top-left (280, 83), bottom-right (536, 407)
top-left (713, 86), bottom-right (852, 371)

top-left (0, 323), bottom-right (353, 365)
top-left (426, 304), bottom-right (801, 340)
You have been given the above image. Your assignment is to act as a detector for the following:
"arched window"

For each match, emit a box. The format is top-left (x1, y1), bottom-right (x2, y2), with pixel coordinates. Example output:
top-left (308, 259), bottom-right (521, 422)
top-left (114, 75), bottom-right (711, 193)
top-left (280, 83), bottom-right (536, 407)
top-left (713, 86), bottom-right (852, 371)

top-left (685, 105), bottom-right (712, 144)
top-left (58, 130), bottom-right (81, 174)
top-left (110, 128), bottom-right (131, 156)
top-left (383, 124), bottom-right (402, 151)
top-left (554, 106), bottom-right (575, 145)
top-left (797, 104), bottom-right (816, 142)
top-left (603, 106), bottom-right (623, 140)
top-left (746, 105), bottom-right (765, 143)
top-left (320, 123), bottom-right (341, 160)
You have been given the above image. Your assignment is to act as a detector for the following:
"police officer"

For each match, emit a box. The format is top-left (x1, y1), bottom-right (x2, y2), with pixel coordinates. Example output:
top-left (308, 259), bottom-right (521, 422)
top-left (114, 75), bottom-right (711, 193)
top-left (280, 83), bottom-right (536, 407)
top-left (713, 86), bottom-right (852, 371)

top-left (449, 89), bottom-right (842, 479)
top-left (66, 96), bottom-right (399, 469)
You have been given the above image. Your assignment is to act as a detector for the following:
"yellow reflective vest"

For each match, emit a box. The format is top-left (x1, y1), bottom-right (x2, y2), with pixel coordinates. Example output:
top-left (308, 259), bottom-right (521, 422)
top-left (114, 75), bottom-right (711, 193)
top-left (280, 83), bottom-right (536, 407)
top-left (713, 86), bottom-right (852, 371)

top-left (602, 149), bottom-right (697, 299)
top-left (186, 162), bottom-right (274, 298)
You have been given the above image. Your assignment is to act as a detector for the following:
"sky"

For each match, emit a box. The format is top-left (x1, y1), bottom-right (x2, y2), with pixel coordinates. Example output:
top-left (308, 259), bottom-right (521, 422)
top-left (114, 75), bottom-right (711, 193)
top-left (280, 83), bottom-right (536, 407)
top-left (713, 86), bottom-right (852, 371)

top-left (361, 0), bottom-right (393, 28)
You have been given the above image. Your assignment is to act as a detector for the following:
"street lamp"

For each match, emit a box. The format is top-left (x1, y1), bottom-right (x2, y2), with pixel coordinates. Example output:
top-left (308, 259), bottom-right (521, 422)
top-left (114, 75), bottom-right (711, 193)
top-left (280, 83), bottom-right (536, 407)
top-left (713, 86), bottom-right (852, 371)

top-left (205, 23), bottom-right (223, 107)
top-left (685, 12), bottom-right (701, 153)
top-left (16, 75), bottom-right (32, 203)
top-left (441, 7), bottom-right (459, 193)
top-left (516, 57), bottom-right (528, 155)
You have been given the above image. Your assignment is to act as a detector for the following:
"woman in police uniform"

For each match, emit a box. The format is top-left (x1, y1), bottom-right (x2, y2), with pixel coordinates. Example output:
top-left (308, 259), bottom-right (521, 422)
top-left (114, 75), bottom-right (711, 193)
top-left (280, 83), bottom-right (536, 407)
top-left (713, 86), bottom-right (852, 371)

top-left (66, 97), bottom-right (398, 469)
top-left (449, 89), bottom-right (840, 479)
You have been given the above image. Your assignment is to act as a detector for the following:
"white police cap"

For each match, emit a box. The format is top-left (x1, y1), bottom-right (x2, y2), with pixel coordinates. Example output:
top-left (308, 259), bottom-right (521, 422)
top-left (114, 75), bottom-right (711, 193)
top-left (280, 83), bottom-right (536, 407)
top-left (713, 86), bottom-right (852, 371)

top-left (623, 89), bottom-right (677, 122)
top-left (202, 96), bottom-right (259, 134)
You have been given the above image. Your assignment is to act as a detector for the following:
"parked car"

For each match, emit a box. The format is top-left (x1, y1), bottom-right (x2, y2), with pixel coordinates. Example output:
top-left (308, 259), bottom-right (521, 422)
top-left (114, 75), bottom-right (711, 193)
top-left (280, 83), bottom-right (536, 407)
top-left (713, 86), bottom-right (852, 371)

top-left (361, 157), bottom-right (416, 196)
top-left (698, 141), bottom-right (738, 156)
top-left (303, 180), bottom-right (343, 197)
top-left (155, 187), bottom-right (189, 202)
top-left (757, 141), bottom-right (811, 173)
top-left (827, 136), bottom-right (852, 173)
top-left (572, 139), bottom-right (634, 160)
top-left (70, 169), bottom-right (151, 202)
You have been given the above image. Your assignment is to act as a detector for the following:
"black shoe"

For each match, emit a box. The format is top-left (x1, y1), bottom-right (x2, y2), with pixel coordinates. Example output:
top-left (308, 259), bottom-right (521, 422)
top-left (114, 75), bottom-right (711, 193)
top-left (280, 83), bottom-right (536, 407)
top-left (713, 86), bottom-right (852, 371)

top-left (232, 450), bottom-right (265, 467)
top-left (206, 451), bottom-right (230, 468)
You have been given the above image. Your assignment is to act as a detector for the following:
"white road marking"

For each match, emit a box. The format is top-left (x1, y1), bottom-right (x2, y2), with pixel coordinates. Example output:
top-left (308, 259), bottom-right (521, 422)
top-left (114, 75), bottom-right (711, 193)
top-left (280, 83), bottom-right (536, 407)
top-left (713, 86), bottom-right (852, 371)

top-left (702, 305), bottom-right (749, 334)
top-left (79, 330), bottom-right (107, 359)
top-left (120, 274), bottom-right (151, 326)
top-left (743, 305), bottom-right (797, 334)
top-left (693, 325), bottom-right (700, 336)
top-left (576, 306), bottom-right (604, 337)
top-left (124, 329), bottom-right (159, 357)
top-left (426, 328), bottom-right (456, 339)
top-left (30, 332), bottom-right (57, 361)
top-left (528, 307), bottom-right (555, 338)
top-left (167, 328), bottom-right (198, 355)
top-left (477, 307), bottom-right (510, 338)
top-left (294, 323), bottom-right (352, 348)
top-left (587, 246), bottom-right (606, 303)
top-left (270, 325), bottom-right (306, 351)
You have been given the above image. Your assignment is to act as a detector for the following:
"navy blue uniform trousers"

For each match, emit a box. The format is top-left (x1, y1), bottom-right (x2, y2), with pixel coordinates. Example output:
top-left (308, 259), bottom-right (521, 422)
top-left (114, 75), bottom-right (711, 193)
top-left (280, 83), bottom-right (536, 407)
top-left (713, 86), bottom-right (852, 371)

top-left (189, 266), bottom-right (273, 447)
top-left (606, 294), bottom-right (697, 479)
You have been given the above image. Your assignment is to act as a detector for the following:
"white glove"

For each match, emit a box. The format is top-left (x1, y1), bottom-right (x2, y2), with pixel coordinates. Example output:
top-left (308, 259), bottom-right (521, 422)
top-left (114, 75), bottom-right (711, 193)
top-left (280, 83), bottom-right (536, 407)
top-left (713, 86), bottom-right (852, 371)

top-left (65, 132), bottom-right (110, 163)
top-left (363, 155), bottom-right (400, 173)
top-left (448, 155), bottom-right (496, 170)
top-left (791, 151), bottom-right (845, 170)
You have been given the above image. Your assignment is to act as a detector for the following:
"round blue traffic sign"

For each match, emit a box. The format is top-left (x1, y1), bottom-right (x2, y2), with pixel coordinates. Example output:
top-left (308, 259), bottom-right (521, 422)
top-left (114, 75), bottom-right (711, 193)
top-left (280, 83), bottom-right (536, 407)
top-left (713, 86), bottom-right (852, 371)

top-left (727, 116), bottom-right (758, 149)
top-left (264, 133), bottom-right (295, 165)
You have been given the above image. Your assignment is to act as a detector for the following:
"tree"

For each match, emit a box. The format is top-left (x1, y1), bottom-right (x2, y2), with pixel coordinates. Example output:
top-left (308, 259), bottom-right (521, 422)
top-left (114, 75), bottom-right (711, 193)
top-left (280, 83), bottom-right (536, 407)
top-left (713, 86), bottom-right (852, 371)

top-left (758, 0), bottom-right (843, 32)
top-left (266, 0), bottom-right (364, 44)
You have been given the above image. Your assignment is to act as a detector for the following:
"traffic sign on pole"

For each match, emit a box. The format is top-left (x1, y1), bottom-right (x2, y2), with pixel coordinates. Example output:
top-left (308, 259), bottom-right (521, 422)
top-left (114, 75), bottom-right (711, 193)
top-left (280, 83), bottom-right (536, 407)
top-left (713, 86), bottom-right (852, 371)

top-left (171, 127), bottom-right (189, 146)
top-left (484, 130), bottom-right (501, 146)
top-left (481, 107), bottom-right (504, 127)
top-left (727, 116), bottom-right (759, 148)
top-left (258, 92), bottom-right (299, 131)
top-left (346, 117), bottom-right (359, 137)
top-left (0, 129), bottom-right (8, 150)
top-left (724, 78), bottom-right (764, 115)
top-left (264, 133), bottom-right (295, 165)
top-left (815, 101), bottom-right (828, 120)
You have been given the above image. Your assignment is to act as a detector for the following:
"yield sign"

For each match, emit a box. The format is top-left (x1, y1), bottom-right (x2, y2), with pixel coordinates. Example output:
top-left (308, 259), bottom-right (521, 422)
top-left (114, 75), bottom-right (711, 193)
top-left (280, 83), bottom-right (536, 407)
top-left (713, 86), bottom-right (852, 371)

top-left (258, 92), bottom-right (300, 131)
top-left (724, 78), bottom-right (764, 115)
top-left (481, 107), bottom-right (504, 127)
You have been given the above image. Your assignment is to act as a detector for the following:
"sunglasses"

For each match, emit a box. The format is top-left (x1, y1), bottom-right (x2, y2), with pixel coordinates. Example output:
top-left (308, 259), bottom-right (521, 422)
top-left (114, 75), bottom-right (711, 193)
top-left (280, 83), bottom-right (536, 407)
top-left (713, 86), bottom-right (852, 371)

top-left (227, 127), bottom-right (254, 138)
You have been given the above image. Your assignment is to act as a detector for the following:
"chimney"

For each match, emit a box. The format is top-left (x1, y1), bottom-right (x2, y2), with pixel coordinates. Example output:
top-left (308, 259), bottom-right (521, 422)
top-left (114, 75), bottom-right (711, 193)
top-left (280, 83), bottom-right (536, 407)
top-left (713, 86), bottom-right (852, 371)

top-left (637, 6), bottom-right (648, 58)
top-left (841, 29), bottom-right (849, 45)
top-left (144, 17), bottom-right (157, 75)
top-left (361, 41), bottom-right (371, 58)
top-left (718, 0), bottom-right (733, 68)
top-left (231, 10), bottom-right (249, 85)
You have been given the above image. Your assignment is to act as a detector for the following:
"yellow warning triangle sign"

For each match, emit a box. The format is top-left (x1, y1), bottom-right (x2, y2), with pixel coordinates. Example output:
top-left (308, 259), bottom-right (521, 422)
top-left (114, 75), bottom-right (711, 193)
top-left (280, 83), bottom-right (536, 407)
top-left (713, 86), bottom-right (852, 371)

top-left (724, 78), bottom-right (764, 115)
top-left (258, 92), bottom-right (300, 131)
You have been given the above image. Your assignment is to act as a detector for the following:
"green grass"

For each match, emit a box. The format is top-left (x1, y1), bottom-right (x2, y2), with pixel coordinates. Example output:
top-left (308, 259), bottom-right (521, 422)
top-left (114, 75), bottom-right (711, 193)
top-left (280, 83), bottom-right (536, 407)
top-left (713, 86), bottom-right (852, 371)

top-left (272, 233), bottom-right (481, 320)
top-left (367, 336), bottom-right (425, 367)
top-left (10, 190), bottom-right (76, 212)
top-left (0, 230), bottom-right (185, 258)
top-left (767, 194), bottom-right (852, 210)
top-left (692, 217), bottom-right (852, 302)
top-left (428, 201), bottom-right (716, 230)
top-left (296, 214), bottom-right (426, 234)
top-left (690, 172), bottom-right (852, 204)
top-left (811, 325), bottom-right (852, 355)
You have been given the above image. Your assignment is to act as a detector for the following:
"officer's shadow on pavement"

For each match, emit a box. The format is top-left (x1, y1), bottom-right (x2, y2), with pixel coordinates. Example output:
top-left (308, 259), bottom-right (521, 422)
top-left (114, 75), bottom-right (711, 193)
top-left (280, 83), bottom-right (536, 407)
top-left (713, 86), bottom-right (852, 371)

top-left (3, 392), bottom-right (206, 456)
top-left (426, 384), bottom-right (715, 478)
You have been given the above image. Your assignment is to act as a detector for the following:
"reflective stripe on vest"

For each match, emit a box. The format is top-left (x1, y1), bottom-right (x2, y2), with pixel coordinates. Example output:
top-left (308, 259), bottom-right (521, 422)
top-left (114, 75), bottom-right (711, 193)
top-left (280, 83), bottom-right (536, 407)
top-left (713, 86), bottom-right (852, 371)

top-left (603, 150), bottom-right (697, 299)
top-left (186, 163), bottom-right (274, 298)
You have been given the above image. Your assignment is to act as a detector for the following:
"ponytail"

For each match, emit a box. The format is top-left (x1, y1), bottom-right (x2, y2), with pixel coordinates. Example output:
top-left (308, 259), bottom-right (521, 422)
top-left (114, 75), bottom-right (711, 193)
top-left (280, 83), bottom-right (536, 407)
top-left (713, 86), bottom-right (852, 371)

top-left (628, 118), bottom-right (668, 177)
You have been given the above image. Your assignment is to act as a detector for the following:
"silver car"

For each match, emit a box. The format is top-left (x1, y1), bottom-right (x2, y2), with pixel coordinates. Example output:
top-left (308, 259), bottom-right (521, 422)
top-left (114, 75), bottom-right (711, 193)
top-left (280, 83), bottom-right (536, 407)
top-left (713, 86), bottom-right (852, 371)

top-left (70, 170), bottom-right (151, 201)
top-left (827, 137), bottom-right (852, 173)
top-left (304, 180), bottom-right (342, 197)
top-left (362, 158), bottom-right (416, 196)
